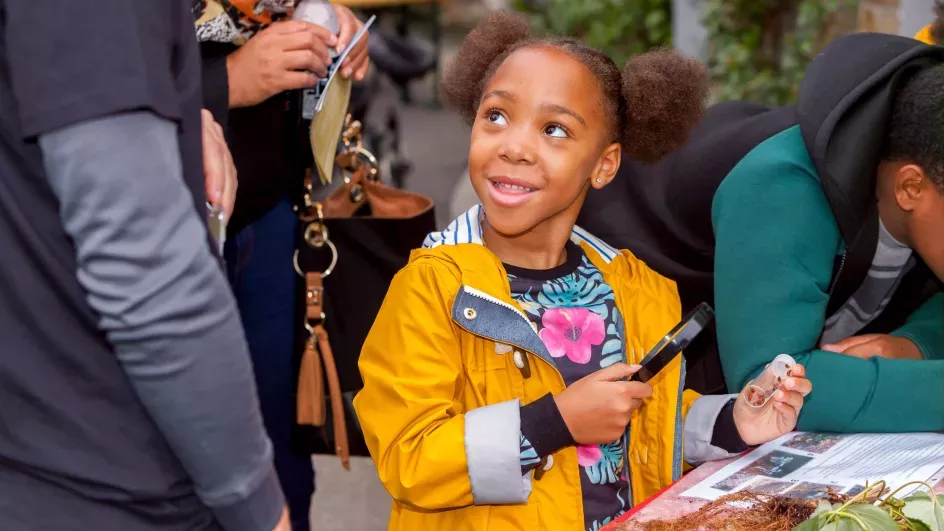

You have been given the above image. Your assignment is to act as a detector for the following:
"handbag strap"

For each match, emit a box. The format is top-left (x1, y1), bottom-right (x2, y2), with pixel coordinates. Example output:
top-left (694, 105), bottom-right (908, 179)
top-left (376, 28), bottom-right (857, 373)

top-left (305, 271), bottom-right (350, 471)
top-left (295, 166), bottom-right (350, 470)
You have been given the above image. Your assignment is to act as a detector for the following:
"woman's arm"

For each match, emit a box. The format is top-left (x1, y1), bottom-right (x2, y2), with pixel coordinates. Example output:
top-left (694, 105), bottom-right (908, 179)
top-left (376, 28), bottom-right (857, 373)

top-left (200, 42), bottom-right (235, 130)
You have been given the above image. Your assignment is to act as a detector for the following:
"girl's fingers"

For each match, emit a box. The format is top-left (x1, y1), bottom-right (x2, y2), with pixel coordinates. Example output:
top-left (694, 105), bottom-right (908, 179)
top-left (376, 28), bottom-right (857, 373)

top-left (774, 389), bottom-right (804, 414)
top-left (776, 401), bottom-right (799, 428)
top-left (782, 376), bottom-right (812, 396)
top-left (789, 364), bottom-right (806, 378)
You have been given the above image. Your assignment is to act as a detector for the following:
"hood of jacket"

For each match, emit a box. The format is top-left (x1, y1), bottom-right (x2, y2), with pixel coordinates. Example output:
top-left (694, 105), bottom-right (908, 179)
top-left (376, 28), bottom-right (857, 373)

top-left (796, 32), bottom-right (944, 307)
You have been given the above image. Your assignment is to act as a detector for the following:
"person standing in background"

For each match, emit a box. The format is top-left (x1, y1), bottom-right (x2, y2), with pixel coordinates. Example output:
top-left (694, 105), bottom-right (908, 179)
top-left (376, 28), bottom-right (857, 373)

top-left (0, 1), bottom-right (289, 530)
top-left (193, 2), bottom-right (369, 529)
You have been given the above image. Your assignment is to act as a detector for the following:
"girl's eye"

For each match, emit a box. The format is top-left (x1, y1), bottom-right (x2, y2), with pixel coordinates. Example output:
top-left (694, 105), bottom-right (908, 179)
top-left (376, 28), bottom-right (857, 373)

top-left (486, 111), bottom-right (507, 126)
top-left (544, 124), bottom-right (568, 138)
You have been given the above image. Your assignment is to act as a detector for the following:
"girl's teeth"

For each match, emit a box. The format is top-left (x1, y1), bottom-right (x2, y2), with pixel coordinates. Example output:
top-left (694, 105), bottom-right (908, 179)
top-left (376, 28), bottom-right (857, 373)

top-left (495, 182), bottom-right (533, 192)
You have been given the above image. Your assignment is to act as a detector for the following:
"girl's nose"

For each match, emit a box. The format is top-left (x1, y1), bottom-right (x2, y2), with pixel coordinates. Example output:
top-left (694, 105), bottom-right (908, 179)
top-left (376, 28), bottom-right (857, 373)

top-left (497, 129), bottom-right (536, 164)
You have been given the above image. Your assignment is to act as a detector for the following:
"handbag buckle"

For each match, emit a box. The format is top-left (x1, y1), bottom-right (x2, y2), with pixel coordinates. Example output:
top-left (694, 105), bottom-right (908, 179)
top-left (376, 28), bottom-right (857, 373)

top-left (304, 221), bottom-right (328, 248)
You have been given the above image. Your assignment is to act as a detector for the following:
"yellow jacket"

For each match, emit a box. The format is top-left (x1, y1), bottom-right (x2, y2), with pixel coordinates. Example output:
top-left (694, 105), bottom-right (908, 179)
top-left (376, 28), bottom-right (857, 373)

top-left (916, 24), bottom-right (937, 45)
top-left (354, 206), bottom-right (710, 531)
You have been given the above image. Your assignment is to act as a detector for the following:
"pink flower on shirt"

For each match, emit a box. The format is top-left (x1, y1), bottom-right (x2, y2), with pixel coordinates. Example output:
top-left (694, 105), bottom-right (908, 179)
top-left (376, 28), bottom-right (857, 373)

top-left (538, 307), bottom-right (605, 364)
top-left (577, 444), bottom-right (603, 466)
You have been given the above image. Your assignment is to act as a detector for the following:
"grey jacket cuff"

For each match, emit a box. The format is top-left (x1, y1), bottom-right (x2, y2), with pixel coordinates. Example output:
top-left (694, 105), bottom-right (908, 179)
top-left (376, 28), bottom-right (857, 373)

top-left (683, 394), bottom-right (743, 465)
top-left (465, 399), bottom-right (532, 505)
top-left (212, 465), bottom-right (285, 531)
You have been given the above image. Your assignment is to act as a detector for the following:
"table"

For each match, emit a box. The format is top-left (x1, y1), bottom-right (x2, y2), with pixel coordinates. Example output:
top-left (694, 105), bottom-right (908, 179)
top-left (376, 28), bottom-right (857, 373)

top-left (605, 458), bottom-right (944, 530)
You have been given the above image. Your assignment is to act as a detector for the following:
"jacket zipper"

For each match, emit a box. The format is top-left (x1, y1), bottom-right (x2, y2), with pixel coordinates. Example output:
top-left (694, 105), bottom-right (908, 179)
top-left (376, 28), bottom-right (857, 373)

top-left (462, 286), bottom-right (535, 326)
top-left (828, 250), bottom-right (847, 296)
top-left (455, 286), bottom-right (563, 379)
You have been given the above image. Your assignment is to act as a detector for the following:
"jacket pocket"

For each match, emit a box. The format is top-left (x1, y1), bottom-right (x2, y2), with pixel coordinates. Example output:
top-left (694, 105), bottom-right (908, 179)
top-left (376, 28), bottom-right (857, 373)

top-left (462, 337), bottom-right (526, 405)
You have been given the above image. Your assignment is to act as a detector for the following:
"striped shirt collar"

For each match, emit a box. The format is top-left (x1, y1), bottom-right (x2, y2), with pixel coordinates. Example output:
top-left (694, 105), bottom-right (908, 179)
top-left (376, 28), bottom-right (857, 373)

top-left (422, 205), bottom-right (619, 264)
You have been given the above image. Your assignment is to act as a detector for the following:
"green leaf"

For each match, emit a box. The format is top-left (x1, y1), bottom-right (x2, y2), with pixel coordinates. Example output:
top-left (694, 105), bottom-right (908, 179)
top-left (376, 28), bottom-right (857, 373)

top-left (793, 504), bottom-right (840, 531)
top-left (811, 501), bottom-right (837, 517)
top-left (843, 504), bottom-right (901, 531)
top-left (793, 518), bottom-right (824, 531)
top-left (901, 492), bottom-right (944, 531)
top-left (907, 518), bottom-right (934, 531)
top-left (819, 519), bottom-right (861, 531)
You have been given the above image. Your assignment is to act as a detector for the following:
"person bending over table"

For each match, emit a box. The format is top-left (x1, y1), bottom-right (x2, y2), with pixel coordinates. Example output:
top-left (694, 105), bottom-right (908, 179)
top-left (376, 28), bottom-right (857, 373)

top-left (577, 32), bottom-right (944, 433)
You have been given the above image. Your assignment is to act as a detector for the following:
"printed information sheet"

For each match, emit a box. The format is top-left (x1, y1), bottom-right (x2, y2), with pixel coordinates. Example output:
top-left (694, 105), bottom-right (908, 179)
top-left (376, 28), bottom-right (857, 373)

top-left (683, 432), bottom-right (944, 501)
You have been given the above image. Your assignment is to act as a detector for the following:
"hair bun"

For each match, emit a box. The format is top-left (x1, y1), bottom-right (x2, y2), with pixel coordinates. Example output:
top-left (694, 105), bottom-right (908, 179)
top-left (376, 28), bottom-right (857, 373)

top-left (440, 11), bottom-right (531, 123)
top-left (621, 49), bottom-right (709, 164)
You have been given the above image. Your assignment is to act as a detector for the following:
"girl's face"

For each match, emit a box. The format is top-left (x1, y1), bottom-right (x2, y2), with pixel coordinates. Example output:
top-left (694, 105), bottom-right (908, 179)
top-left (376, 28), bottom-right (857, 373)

top-left (468, 46), bottom-right (620, 238)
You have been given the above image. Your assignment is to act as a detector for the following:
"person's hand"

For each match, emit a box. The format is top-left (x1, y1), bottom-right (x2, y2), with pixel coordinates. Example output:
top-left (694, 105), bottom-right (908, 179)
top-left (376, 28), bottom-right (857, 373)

top-left (553, 363), bottom-right (652, 445)
top-left (272, 507), bottom-right (291, 531)
top-left (733, 364), bottom-right (812, 446)
top-left (333, 5), bottom-right (370, 81)
top-left (201, 109), bottom-right (237, 219)
top-left (821, 334), bottom-right (923, 360)
top-left (227, 20), bottom-right (338, 108)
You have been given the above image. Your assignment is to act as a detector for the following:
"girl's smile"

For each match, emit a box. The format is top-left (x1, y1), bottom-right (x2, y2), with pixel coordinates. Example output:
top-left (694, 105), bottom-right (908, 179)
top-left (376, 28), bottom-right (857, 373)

top-left (487, 176), bottom-right (540, 208)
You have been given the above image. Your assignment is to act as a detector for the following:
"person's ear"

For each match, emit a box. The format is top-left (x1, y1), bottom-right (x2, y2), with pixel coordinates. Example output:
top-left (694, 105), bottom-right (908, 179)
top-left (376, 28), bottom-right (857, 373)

top-left (894, 164), bottom-right (928, 212)
top-left (591, 143), bottom-right (622, 190)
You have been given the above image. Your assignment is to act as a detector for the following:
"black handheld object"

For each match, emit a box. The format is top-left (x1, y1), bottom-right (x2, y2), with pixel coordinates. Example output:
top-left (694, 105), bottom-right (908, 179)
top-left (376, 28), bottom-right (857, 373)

top-left (629, 303), bottom-right (715, 383)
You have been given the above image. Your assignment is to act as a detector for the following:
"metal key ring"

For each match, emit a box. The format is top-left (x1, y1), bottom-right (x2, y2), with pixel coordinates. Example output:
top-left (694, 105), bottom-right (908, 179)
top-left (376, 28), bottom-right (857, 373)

top-left (293, 239), bottom-right (338, 278)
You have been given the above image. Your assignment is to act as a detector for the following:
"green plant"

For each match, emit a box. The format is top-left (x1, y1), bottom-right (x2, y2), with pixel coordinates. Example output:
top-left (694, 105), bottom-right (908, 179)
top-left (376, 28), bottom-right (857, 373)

top-left (794, 481), bottom-right (944, 531)
top-left (702, 0), bottom-right (853, 105)
top-left (512, 0), bottom-right (671, 66)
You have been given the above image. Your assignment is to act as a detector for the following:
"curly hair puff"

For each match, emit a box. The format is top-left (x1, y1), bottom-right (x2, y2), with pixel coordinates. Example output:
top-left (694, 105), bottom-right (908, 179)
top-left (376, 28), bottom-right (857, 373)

top-left (440, 11), bottom-right (709, 164)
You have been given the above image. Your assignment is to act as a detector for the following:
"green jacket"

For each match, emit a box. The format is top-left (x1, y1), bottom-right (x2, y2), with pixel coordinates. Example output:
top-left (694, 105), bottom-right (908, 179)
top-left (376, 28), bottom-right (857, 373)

top-left (712, 125), bottom-right (944, 433)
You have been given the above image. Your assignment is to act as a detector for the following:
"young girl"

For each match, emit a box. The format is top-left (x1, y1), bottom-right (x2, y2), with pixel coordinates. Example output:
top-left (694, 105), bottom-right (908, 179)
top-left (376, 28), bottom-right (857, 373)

top-left (353, 12), bottom-right (812, 531)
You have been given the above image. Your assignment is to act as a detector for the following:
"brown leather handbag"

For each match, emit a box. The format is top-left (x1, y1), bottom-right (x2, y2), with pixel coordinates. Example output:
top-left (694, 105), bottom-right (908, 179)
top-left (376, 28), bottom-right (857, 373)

top-left (294, 116), bottom-right (435, 469)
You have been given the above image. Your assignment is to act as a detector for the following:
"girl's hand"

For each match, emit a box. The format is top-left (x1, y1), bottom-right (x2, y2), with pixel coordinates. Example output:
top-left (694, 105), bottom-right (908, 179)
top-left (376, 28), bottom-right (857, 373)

top-left (554, 363), bottom-right (652, 445)
top-left (733, 364), bottom-right (812, 446)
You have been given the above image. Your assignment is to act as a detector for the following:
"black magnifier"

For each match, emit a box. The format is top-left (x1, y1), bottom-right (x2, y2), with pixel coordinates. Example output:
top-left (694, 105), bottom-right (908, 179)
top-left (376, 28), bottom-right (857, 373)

top-left (629, 302), bottom-right (715, 383)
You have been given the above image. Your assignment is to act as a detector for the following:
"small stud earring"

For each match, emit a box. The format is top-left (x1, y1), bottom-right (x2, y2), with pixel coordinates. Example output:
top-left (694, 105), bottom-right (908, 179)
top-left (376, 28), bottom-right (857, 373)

top-left (595, 178), bottom-right (602, 184)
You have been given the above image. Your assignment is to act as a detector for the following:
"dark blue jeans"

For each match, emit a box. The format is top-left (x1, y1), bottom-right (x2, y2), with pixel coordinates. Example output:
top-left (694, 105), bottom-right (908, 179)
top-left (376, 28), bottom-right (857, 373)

top-left (225, 198), bottom-right (314, 531)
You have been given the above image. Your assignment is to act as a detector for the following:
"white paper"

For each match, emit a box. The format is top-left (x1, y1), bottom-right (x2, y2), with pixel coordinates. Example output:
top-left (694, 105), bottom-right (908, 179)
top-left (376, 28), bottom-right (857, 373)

top-left (312, 14), bottom-right (376, 113)
top-left (683, 432), bottom-right (944, 501)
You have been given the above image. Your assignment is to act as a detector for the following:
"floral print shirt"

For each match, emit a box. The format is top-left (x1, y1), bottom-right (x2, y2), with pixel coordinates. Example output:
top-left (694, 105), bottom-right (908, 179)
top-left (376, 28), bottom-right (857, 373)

top-left (507, 242), bottom-right (629, 531)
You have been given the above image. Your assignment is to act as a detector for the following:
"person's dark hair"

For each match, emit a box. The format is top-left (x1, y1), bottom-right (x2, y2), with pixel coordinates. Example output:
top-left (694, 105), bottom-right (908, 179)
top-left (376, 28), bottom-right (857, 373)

top-left (885, 63), bottom-right (944, 192)
top-left (933, 0), bottom-right (943, 44)
top-left (440, 11), bottom-right (709, 164)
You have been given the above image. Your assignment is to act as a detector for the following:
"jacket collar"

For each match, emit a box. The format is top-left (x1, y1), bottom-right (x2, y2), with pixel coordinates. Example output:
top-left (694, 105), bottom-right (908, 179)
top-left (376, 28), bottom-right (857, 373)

top-left (422, 205), bottom-right (620, 264)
